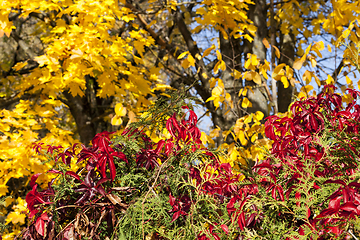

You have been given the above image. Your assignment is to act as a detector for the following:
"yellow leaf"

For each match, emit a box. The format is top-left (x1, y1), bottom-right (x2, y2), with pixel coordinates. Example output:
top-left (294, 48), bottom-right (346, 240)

top-left (304, 44), bottom-right (312, 55)
top-left (200, 132), bottom-right (214, 145)
top-left (312, 48), bottom-right (322, 58)
top-left (281, 76), bottom-right (289, 88)
top-left (187, 54), bottom-right (196, 67)
top-left (203, 45), bottom-right (215, 57)
top-left (251, 133), bottom-right (258, 142)
top-left (244, 114), bottom-right (253, 124)
top-left (70, 49), bottom-right (83, 59)
top-left (326, 75), bottom-right (334, 84)
top-left (219, 60), bottom-right (226, 71)
top-left (166, 20), bottom-right (173, 27)
top-left (218, 79), bottom-right (224, 89)
top-left (244, 58), bottom-right (251, 69)
top-left (222, 130), bottom-right (233, 141)
top-left (34, 55), bottom-right (49, 66)
top-left (209, 126), bottom-right (221, 138)
top-left (273, 46), bottom-right (280, 58)
top-left (262, 38), bottom-right (270, 49)
top-left (128, 111), bottom-right (136, 123)
top-left (299, 85), bottom-right (314, 99)
top-left (234, 70), bottom-right (242, 79)
top-left (111, 115), bottom-right (123, 126)
top-left (213, 60), bottom-right (221, 74)
top-left (327, 44), bottom-right (332, 53)
top-left (6, 211), bottom-right (26, 225)
top-left (192, 25), bottom-right (202, 33)
top-left (273, 63), bottom-right (286, 75)
top-left (303, 70), bottom-right (312, 84)
top-left (212, 86), bottom-right (223, 97)
top-left (238, 131), bottom-right (248, 146)
top-left (229, 148), bottom-right (239, 162)
top-left (5, 197), bottom-right (14, 207)
top-left (260, 66), bottom-right (268, 79)
top-left (342, 29), bottom-right (351, 39)
top-left (238, 87), bottom-right (248, 97)
top-left (310, 58), bottom-right (317, 67)
top-left (242, 97), bottom-right (252, 108)
top-left (225, 93), bottom-right (232, 107)
top-left (216, 50), bottom-right (222, 61)
top-left (0, 28), bottom-right (12, 38)
top-left (244, 71), bottom-right (255, 81)
top-left (115, 103), bottom-right (127, 116)
top-left (298, 91), bottom-right (307, 99)
top-left (195, 53), bottom-right (201, 60)
top-left (293, 58), bottom-right (304, 70)
top-left (314, 75), bottom-right (321, 87)
top-left (313, 41), bottom-right (324, 51)
top-left (251, 54), bottom-right (259, 66)
top-left (12, 62), bottom-right (28, 71)
top-left (346, 76), bottom-right (352, 85)
top-left (181, 58), bottom-right (191, 69)
top-left (177, 51), bottom-right (189, 60)
top-left (209, 78), bottom-right (217, 88)
top-left (254, 111), bottom-right (264, 122)
top-left (253, 72), bottom-right (262, 85)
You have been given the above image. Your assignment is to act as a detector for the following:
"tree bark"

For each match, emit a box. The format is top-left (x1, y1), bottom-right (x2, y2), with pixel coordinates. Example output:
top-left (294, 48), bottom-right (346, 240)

top-left (278, 32), bottom-right (295, 113)
top-left (246, 0), bottom-right (269, 117)
top-left (63, 90), bottom-right (96, 146)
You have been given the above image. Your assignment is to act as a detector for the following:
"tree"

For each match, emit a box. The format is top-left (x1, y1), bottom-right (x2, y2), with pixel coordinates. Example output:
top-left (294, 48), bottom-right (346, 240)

top-left (0, 0), bottom-right (360, 237)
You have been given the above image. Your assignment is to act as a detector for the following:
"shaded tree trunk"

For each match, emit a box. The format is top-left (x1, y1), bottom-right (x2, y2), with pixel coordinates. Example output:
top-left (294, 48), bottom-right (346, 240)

top-left (63, 91), bottom-right (96, 145)
top-left (278, 32), bottom-right (295, 112)
top-left (245, 0), bottom-right (269, 117)
top-left (63, 76), bottom-right (113, 145)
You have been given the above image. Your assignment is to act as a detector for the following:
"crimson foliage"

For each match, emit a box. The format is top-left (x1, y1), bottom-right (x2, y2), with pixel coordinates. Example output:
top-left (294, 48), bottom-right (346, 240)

top-left (20, 86), bottom-right (360, 239)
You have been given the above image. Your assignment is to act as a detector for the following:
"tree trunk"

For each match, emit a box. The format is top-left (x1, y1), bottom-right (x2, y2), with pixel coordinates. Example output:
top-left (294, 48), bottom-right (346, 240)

top-left (246, 0), bottom-right (269, 117)
top-left (277, 32), bottom-right (295, 112)
top-left (63, 90), bottom-right (96, 145)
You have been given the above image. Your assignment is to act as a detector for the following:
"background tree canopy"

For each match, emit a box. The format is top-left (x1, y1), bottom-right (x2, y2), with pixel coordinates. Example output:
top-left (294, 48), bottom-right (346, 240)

top-left (0, 0), bottom-right (360, 238)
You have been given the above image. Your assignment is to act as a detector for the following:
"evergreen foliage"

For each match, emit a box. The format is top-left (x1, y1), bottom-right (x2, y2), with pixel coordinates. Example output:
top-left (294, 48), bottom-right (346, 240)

top-left (15, 85), bottom-right (360, 239)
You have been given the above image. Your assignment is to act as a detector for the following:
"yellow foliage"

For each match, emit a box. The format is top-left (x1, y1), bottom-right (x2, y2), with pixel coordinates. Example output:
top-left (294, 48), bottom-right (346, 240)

top-left (1, 0), bottom-right (360, 236)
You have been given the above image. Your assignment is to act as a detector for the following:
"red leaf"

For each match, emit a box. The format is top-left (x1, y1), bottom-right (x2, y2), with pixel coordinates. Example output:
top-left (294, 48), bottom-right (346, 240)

top-left (324, 179), bottom-right (346, 185)
top-left (109, 155), bottom-right (116, 181)
top-left (277, 186), bottom-right (284, 201)
top-left (220, 163), bottom-right (232, 174)
top-left (338, 110), bottom-right (352, 118)
top-left (328, 195), bottom-right (342, 210)
top-left (306, 206), bottom-right (311, 219)
top-left (271, 187), bottom-right (277, 200)
top-left (220, 224), bottom-right (229, 234)
top-left (238, 212), bottom-right (245, 230)
top-left (349, 182), bottom-right (360, 188)
top-left (171, 211), bottom-right (180, 223)
top-left (155, 140), bottom-right (165, 154)
top-left (212, 233), bottom-right (220, 240)
top-left (329, 226), bottom-right (340, 235)
top-left (169, 194), bottom-right (176, 206)
top-left (48, 169), bottom-right (62, 174)
top-left (30, 173), bottom-right (42, 188)
top-left (35, 213), bottom-right (49, 236)
top-left (65, 171), bottom-right (81, 181)
top-left (340, 202), bottom-right (358, 214)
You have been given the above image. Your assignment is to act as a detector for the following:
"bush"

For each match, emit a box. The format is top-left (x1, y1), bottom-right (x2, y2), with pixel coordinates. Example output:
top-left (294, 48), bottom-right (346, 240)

top-left (19, 85), bottom-right (360, 239)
